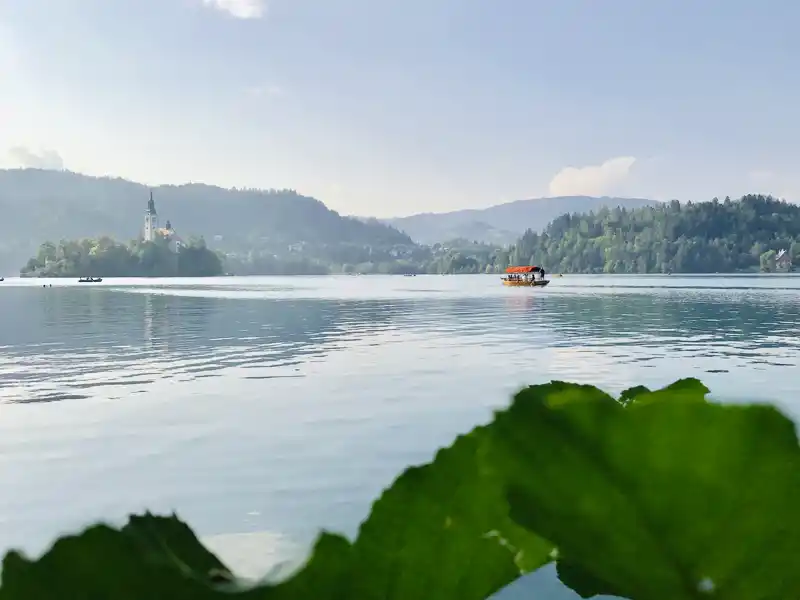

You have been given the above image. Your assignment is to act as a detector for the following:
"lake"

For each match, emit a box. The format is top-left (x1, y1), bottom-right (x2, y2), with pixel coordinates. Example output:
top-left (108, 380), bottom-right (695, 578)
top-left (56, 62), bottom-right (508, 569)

top-left (1, 274), bottom-right (799, 598)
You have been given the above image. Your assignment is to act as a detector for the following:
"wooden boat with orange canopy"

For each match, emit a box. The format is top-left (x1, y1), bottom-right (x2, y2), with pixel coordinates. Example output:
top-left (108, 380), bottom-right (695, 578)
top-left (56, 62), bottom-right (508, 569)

top-left (502, 265), bottom-right (549, 287)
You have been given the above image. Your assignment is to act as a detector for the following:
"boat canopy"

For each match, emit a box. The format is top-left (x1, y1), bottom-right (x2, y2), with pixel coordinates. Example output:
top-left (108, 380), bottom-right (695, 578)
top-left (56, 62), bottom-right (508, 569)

top-left (505, 266), bottom-right (542, 274)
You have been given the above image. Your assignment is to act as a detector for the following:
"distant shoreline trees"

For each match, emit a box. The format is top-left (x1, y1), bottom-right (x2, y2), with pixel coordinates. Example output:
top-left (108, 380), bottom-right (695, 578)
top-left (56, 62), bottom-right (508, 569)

top-left (507, 194), bottom-right (800, 274)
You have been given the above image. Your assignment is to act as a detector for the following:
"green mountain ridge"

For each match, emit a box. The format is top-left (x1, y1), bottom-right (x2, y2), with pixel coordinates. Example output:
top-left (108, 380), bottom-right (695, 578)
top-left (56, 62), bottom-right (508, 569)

top-left (0, 168), bottom-right (413, 273)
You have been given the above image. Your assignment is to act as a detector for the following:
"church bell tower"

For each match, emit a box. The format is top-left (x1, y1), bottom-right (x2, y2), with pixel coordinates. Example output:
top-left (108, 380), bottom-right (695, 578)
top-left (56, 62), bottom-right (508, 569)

top-left (144, 190), bottom-right (159, 242)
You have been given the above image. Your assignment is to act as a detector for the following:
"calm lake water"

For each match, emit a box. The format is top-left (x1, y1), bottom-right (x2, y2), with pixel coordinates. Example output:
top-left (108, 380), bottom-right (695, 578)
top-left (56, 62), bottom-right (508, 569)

top-left (1, 274), bottom-right (799, 597)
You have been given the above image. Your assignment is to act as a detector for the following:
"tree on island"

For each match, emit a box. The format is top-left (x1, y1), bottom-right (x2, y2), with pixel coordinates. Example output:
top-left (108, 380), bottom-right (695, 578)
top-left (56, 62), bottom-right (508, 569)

top-left (20, 235), bottom-right (223, 278)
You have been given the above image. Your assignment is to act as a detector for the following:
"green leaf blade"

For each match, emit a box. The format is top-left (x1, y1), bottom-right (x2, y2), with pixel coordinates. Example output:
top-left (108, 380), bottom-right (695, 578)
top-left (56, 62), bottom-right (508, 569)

top-left (348, 427), bottom-right (554, 600)
top-left (0, 522), bottom-right (224, 600)
top-left (497, 386), bottom-right (800, 600)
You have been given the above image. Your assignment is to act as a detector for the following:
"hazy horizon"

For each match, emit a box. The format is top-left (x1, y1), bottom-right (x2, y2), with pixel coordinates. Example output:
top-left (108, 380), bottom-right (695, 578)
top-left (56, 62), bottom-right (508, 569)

top-left (2, 0), bottom-right (798, 217)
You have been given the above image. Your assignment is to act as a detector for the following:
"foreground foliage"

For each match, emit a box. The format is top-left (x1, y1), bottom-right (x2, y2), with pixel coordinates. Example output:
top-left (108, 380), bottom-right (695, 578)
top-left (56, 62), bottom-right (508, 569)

top-left (2, 378), bottom-right (798, 599)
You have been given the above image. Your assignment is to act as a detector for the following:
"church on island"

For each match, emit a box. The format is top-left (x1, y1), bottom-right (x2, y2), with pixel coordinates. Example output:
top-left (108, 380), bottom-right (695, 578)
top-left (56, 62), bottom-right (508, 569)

top-left (143, 190), bottom-right (183, 253)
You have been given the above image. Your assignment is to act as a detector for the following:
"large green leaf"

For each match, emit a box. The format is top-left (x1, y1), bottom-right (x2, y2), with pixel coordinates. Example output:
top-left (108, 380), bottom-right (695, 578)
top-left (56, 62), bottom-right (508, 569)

top-left (246, 533), bottom-right (354, 599)
top-left (626, 378), bottom-right (710, 406)
top-left (0, 516), bottom-right (225, 600)
top-left (617, 385), bottom-right (650, 407)
top-left (0, 514), bottom-right (353, 600)
top-left (494, 382), bottom-right (800, 600)
top-left (618, 378), bottom-right (709, 408)
top-left (123, 512), bottom-right (231, 582)
top-left (348, 427), bottom-right (554, 600)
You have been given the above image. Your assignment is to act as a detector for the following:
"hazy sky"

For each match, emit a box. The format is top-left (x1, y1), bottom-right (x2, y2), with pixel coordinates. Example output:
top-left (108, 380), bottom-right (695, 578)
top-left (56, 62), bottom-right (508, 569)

top-left (1, 0), bottom-right (798, 217)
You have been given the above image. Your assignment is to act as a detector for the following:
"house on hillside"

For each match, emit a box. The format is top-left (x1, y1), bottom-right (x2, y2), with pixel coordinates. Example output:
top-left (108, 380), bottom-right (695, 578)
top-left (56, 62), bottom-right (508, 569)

top-left (776, 249), bottom-right (793, 272)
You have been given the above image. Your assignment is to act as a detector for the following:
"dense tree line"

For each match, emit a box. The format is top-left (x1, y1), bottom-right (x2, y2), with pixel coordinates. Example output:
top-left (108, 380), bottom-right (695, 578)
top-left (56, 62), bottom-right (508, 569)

top-left (331, 239), bottom-right (504, 275)
top-left (423, 239), bottom-right (505, 274)
top-left (507, 194), bottom-right (800, 274)
top-left (21, 236), bottom-right (223, 277)
top-left (221, 238), bottom-right (509, 275)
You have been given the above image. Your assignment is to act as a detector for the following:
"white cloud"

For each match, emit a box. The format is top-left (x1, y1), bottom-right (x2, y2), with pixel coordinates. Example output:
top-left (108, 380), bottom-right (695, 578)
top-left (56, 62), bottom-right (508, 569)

top-left (202, 0), bottom-right (267, 19)
top-left (548, 156), bottom-right (637, 197)
top-left (5, 146), bottom-right (65, 170)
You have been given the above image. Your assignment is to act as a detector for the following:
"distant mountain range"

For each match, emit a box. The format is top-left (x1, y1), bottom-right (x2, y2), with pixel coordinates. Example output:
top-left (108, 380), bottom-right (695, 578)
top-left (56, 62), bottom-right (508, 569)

top-left (382, 196), bottom-right (661, 245)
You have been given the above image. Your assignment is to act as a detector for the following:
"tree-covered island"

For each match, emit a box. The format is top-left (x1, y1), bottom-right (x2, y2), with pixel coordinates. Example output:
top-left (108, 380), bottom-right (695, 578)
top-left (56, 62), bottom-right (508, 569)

top-left (20, 236), bottom-right (223, 278)
top-left (20, 190), bottom-right (224, 278)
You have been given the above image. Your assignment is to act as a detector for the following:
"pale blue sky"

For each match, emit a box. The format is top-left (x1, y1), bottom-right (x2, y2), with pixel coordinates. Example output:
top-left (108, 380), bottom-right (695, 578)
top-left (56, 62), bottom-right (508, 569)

top-left (1, 0), bottom-right (797, 216)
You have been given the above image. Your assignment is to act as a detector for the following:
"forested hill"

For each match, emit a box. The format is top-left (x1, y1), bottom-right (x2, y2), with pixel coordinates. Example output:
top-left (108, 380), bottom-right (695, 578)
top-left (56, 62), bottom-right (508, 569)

top-left (509, 194), bottom-right (800, 274)
top-left (0, 169), bottom-right (412, 271)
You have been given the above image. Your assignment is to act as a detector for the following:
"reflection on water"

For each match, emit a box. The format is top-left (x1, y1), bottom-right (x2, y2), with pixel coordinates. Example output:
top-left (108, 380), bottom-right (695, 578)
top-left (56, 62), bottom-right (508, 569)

top-left (414, 291), bottom-right (800, 375)
top-left (0, 275), bottom-right (799, 599)
top-left (0, 289), bottom-right (404, 404)
top-left (3, 277), bottom-right (800, 406)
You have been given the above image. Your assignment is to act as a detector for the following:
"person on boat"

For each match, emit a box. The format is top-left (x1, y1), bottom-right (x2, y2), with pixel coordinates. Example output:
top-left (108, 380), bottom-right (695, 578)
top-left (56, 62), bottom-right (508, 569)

top-left (540, 268), bottom-right (546, 280)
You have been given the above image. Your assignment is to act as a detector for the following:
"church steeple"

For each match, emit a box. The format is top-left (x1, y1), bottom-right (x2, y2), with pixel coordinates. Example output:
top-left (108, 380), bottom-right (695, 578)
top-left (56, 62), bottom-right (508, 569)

top-left (143, 189), bottom-right (159, 241)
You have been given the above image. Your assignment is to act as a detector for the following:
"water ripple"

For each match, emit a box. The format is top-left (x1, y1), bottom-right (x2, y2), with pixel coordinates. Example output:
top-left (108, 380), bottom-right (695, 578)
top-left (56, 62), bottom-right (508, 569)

top-left (1, 274), bottom-right (800, 566)
top-left (21, 276), bottom-right (789, 403)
